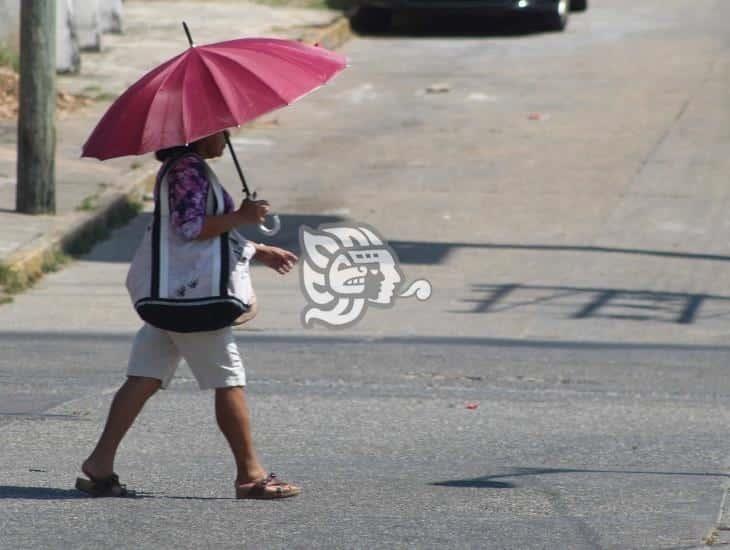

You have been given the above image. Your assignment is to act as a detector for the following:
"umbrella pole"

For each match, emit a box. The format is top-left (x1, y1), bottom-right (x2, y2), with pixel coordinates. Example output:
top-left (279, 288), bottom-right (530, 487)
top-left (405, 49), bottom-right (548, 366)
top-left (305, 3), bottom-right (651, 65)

top-left (224, 132), bottom-right (253, 198)
top-left (225, 130), bottom-right (281, 236)
top-left (182, 22), bottom-right (194, 47)
top-left (181, 22), bottom-right (250, 199)
top-left (181, 22), bottom-right (280, 236)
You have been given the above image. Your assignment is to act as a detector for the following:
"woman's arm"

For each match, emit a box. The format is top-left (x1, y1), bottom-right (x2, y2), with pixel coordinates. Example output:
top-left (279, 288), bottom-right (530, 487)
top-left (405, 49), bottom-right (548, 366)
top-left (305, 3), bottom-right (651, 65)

top-left (252, 243), bottom-right (298, 274)
top-left (195, 198), bottom-right (270, 241)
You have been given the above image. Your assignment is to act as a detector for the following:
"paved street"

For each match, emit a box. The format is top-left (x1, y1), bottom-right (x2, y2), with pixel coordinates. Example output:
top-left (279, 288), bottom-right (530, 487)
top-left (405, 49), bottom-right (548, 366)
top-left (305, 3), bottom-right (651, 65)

top-left (3, 0), bottom-right (730, 547)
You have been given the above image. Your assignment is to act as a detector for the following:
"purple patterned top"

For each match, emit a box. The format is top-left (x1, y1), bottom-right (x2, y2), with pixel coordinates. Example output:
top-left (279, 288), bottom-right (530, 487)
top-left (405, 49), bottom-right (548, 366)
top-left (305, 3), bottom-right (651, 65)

top-left (162, 154), bottom-right (235, 240)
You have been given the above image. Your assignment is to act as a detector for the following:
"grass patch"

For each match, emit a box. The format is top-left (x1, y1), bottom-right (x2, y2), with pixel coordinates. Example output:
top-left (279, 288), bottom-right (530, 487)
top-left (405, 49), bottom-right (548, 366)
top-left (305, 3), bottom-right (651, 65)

top-left (0, 263), bottom-right (32, 294)
top-left (0, 43), bottom-right (20, 72)
top-left (76, 195), bottom-right (99, 212)
top-left (41, 250), bottom-right (71, 274)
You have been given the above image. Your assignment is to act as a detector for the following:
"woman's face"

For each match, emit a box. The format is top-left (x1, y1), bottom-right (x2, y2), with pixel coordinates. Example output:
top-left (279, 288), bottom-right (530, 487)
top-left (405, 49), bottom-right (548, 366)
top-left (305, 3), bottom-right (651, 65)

top-left (194, 131), bottom-right (227, 159)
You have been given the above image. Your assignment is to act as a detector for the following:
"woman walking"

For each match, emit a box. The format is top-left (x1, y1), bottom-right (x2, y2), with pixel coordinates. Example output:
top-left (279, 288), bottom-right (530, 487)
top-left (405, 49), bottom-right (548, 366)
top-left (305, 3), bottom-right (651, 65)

top-left (77, 131), bottom-right (301, 500)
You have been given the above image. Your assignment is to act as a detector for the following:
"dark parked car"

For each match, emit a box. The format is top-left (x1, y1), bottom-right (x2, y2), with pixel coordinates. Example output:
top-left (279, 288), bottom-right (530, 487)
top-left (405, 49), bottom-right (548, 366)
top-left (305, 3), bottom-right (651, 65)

top-left (353, 0), bottom-right (587, 32)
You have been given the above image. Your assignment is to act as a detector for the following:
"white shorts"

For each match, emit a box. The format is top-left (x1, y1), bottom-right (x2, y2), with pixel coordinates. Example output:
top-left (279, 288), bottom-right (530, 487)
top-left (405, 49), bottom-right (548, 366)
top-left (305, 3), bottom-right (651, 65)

top-left (127, 324), bottom-right (246, 390)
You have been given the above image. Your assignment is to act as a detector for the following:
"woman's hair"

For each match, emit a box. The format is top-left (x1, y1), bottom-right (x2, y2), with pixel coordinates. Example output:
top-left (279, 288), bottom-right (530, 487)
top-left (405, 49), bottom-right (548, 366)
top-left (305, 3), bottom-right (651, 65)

top-left (155, 144), bottom-right (193, 162)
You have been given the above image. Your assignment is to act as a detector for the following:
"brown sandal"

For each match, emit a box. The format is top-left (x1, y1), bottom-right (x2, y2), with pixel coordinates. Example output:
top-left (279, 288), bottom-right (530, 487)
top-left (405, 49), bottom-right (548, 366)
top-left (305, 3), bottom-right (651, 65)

top-left (236, 473), bottom-right (301, 500)
top-left (75, 471), bottom-right (133, 497)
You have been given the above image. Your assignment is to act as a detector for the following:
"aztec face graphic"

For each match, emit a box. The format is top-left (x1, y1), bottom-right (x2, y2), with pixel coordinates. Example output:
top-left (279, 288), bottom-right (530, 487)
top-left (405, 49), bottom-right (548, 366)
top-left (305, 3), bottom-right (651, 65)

top-left (300, 224), bottom-right (431, 328)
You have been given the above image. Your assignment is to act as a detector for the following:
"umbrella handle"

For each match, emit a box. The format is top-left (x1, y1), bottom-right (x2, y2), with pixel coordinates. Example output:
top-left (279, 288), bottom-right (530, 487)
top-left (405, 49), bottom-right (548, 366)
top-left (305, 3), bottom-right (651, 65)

top-left (259, 214), bottom-right (281, 236)
top-left (224, 131), bottom-right (282, 237)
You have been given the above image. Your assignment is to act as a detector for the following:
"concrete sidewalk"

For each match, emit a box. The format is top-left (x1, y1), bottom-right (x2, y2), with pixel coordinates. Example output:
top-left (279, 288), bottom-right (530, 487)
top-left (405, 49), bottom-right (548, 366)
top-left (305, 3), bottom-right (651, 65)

top-left (0, 0), bottom-right (349, 292)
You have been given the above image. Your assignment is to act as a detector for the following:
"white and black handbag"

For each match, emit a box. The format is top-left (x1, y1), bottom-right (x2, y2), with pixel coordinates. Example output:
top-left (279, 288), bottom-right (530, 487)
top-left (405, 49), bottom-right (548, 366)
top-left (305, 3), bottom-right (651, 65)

top-left (126, 154), bottom-right (255, 333)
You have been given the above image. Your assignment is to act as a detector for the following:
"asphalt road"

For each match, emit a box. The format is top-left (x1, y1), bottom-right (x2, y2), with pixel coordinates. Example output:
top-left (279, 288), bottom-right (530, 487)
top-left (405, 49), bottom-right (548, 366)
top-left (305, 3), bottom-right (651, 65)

top-left (3, 0), bottom-right (730, 548)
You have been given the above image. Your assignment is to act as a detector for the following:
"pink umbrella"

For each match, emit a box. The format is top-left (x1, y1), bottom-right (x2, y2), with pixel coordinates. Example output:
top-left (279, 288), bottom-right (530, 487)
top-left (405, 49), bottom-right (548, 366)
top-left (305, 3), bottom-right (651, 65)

top-left (83, 28), bottom-right (347, 159)
top-left (82, 24), bottom-right (348, 234)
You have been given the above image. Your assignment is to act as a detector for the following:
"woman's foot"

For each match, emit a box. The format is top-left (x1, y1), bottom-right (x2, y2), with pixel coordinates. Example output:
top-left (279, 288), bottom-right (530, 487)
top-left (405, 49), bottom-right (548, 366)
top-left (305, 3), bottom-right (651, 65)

top-left (76, 458), bottom-right (131, 497)
top-left (81, 457), bottom-right (114, 481)
top-left (236, 473), bottom-right (301, 500)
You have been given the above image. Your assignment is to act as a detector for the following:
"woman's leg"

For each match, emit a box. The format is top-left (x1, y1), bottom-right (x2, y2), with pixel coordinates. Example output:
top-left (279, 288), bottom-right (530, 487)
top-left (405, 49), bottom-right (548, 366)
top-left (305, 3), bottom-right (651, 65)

top-left (215, 386), bottom-right (267, 484)
top-left (82, 375), bottom-right (161, 479)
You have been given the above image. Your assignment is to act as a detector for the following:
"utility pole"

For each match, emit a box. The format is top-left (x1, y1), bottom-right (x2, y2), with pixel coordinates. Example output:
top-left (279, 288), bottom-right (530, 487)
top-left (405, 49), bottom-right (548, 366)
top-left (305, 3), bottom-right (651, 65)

top-left (17, 0), bottom-right (56, 214)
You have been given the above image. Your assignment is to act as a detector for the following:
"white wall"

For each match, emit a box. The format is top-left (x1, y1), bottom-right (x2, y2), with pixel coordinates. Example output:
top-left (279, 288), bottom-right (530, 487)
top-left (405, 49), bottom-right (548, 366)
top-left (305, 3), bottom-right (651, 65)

top-left (57, 0), bottom-right (81, 74)
top-left (73, 0), bottom-right (102, 52)
top-left (0, 0), bottom-right (20, 58)
top-left (0, 0), bottom-right (124, 73)
top-left (99, 0), bottom-right (123, 34)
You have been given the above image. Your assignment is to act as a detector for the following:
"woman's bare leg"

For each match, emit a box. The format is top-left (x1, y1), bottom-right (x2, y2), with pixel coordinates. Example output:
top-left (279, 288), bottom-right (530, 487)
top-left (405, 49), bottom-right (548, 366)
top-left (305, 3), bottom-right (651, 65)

top-left (214, 386), bottom-right (267, 484)
top-left (82, 376), bottom-right (161, 479)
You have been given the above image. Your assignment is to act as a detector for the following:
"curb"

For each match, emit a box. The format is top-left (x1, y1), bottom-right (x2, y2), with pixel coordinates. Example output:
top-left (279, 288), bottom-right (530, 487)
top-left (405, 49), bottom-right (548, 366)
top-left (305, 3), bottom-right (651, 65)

top-left (300, 15), bottom-right (353, 50)
top-left (0, 14), bottom-right (353, 296)
top-left (0, 167), bottom-right (155, 293)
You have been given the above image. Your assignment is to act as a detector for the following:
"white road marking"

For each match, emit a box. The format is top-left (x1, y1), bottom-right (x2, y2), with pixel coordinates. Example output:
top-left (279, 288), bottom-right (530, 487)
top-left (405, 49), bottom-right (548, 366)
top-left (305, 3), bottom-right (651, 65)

top-left (467, 92), bottom-right (498, 102)
top-left (230, 137), bottom-right (275, 147)
top-left (339, 83), bottom-right (377, 104)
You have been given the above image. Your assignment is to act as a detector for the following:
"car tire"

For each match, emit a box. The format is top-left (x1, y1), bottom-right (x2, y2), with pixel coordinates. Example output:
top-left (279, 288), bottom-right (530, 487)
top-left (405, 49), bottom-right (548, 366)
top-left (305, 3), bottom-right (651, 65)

top-left (571, 0), bottom-right (587, 11)
top-left (352, 6), bottom-right (393, 33)
top-left (543, 0), bottom-right (570, 31)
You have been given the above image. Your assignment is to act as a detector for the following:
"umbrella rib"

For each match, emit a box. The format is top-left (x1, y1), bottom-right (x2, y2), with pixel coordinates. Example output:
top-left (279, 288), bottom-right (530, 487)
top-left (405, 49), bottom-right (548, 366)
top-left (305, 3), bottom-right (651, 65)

top-left (139, 52), bottom-right (192, 151)
top-left (197, 54), bottom-right (242, 124)
top-left (218, 39), bottom-right (328, 76)
top-left (180, 53), bottom-right (195, 143)
top-left (203, 48), bottom-right (289, 106)
top-left (237, 43), bottom-right (338, 83)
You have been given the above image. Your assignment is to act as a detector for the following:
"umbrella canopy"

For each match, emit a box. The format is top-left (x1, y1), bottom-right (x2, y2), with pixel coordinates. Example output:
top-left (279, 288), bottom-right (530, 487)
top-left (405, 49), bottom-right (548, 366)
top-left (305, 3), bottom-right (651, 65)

top-left (82, 37), bottom-right (347, 160)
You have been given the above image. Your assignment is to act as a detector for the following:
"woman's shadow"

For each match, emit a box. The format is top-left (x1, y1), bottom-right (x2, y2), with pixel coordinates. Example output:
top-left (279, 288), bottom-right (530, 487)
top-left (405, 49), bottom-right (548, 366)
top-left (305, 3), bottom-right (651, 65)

top-left (0, 485), bottom-right (88, 500)
top-left (0, 485), bottom-right (153, 500)
top-left (0, 485), bottom-right (233, 500)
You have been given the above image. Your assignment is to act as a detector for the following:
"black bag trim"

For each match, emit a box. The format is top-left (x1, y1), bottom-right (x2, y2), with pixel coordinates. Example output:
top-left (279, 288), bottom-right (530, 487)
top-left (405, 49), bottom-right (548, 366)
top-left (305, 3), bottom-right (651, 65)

top-left (209, 183), bottom-right (231, 297)
top-left (135, 297), bottom-right (250, 333)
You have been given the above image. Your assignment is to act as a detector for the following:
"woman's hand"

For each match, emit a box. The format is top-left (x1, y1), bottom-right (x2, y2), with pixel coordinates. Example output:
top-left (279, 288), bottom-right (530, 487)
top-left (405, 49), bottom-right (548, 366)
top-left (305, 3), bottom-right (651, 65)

top-left (236, 198), bottom-right (270, 225)
top-left (254, 244), bottom-right (298, 275)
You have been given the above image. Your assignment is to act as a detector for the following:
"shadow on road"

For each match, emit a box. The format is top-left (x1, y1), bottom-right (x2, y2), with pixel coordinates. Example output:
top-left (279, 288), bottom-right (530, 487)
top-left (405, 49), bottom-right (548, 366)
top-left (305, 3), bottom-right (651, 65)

top-left (0, 486), bottom-right (89, 500)
top-left (388, 240), bottom-right (730, 266)
top-left (82, 213), bottom-right (347, 264)
top-left (82, 214), bottom-right (730, 269)
top-left (4, 330), bottom-right (730, 353)
top-left (458, 283), bottom-right (728, 325)
top-left (0, 485), bottom-right (155, 500)
top-left (433, 477), bottom-right (515, 489)
top-left (434, 466), bottom-right (730, 489)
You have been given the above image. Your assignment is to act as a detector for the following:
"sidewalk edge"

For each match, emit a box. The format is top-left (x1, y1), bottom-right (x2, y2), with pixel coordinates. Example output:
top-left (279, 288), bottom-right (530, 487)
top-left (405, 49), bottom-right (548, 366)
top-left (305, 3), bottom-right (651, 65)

top-left (299, 15), bottom-right (352, 50)
top-left (0, 167), bottom-right (156, 293)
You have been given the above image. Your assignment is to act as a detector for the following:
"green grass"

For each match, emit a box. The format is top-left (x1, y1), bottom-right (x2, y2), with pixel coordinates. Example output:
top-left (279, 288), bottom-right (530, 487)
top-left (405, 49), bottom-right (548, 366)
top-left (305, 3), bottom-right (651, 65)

top-left (41, 250), bottom-right (71, 274)
top-left (76, 195), bottom-right (99, 212)
top-left (0, 43), bottom-right (20, 72)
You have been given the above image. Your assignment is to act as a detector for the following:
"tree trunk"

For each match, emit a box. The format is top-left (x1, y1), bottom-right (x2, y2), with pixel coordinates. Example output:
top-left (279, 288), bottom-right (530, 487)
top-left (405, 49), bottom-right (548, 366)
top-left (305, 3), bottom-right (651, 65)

top-left (17, 0), bottom-right (56, 215)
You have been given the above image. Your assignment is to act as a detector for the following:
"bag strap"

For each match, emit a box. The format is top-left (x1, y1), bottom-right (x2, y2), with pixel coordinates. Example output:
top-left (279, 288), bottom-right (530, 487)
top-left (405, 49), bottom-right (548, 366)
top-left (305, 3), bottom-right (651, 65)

top-left (152, 152), bottom-right (195, 299)
top-left (150, 153), bottom-right (231, 300)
